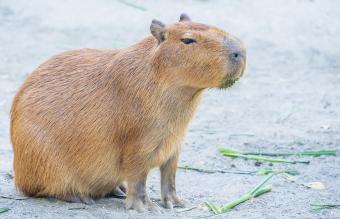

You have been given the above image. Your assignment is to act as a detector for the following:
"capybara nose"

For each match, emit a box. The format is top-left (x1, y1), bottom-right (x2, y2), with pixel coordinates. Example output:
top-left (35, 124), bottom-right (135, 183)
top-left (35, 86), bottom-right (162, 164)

top-left (225, 36), bottom-right (246, 63)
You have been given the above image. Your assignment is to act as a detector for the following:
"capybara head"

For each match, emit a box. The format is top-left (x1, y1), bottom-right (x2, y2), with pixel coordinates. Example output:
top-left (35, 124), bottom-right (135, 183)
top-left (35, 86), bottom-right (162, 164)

top-left (150, 14), bottom-right (246, 89)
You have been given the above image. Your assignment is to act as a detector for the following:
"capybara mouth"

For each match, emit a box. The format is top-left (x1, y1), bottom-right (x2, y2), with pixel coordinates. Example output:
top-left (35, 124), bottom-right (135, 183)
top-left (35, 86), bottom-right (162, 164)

top-left (219, 63), bottom-right (246, 89)
top-left (219, 76), bottom-right (240, 89)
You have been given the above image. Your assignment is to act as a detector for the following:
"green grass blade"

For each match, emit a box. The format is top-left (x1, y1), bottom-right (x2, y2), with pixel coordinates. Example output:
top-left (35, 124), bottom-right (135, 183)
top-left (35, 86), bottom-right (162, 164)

top-left (179, 166), bottom-right (299, 176)
top-left (311, 203), bottom-right (340, 207)
top-left (202, 175), bottom-right (275, 217)
top-left (310, 203), bottom-right (340, 210)
top-left (239, 149), bottom-right (336, 157)
top-left (219, 170), bottom-right (255, 175)
top-left (255, 168), bottom-right (299, 176)
top-left (205, 201), bottom-right (220, 214)
top-left (252, 185), bottom-right (272, 197)
top-left (220, 150), bottom-right (310, 164)
top-left (219, 147), bottom-right (336, 157)
top-left (178, 166), bottom-right (216, 173)
top-left (244, 152), bottom-right (295, 156)
top-left (249, 174), bottom-right (275, 196)
top-left (219, 184), bottom-right (272, 213)
top-left (255, 168), bottom-right (279, 175)
top-left (0, 208), bottom-right (10, 214)
top-left (178, 166), bottom-right (255, 175)
top-left (219, 193), bottom-right (251, 213)
top-left (283, 169), bottom-right (300, 175)
top-left (299, 150), bottom-right (336, 157)
top-left (218, 147), bottom-right (241, 154)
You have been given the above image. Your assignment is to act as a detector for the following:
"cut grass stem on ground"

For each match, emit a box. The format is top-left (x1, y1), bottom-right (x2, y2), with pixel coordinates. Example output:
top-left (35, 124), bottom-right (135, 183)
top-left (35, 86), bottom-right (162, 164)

top-left (244, 150), bottom-right (336, 157)
top-left (218, 147), bottom-right (311, 164)
top-left (178, 166), bottom-right (299, 176)
top-left (204, 174), bottom-right (275, 217)
top-left (0, 208), bottom-right (10, 214)
top-left (310, 203), bottom-right (340, 211)
top-left (220, 147), bottom-right (336, 157)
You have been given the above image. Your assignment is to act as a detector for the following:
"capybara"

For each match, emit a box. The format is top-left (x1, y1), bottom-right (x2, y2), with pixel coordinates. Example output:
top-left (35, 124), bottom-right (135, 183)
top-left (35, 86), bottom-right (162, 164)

top-left (10, 14), bottom-right (246, 212)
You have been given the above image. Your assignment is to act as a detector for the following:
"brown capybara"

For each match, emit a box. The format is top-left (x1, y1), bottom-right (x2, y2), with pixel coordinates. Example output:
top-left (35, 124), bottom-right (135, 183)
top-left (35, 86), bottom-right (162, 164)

top-left (10, 14), bottom-right (246, 212)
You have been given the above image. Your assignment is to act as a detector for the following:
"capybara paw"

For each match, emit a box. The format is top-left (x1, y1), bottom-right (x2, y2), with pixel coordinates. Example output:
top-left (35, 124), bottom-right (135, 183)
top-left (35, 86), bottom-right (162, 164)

top-left (162, 199), bottom-right (174, 209)
top-left (162, 195), bottom-right (185, 209)
top-left (174, 198), bottom-right (185, 208)
top-left (62, 196), bottom-right (95, 205)
top-left (146, 199), bottom-right (161, 213)
top-left (79, 197), bottom-right (96, 205)
top-left (126, 197), bottom-right (160, 213)
top-left (126, 199), bottom-right (146, 212)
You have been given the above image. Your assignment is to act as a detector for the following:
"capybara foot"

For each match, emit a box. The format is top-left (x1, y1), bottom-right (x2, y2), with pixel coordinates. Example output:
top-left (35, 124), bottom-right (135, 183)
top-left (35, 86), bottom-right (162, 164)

top-left (126, 176), bottom-right (160, 212)
top-left (62, 196), bottom-right (96, 205)
top-left (80, 197), bottom-right (96, 205)
top-left (162, 192), bottom-right (185, 209)
top-left (126, 196), bottom-right (160, 213)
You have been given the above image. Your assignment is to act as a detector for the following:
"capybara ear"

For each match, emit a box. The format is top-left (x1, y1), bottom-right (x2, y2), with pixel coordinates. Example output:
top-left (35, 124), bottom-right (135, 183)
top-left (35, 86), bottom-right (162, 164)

top-left (179, 13), bottom-right (191, 22)
top-left (150, 19), bottom-right (166, 43)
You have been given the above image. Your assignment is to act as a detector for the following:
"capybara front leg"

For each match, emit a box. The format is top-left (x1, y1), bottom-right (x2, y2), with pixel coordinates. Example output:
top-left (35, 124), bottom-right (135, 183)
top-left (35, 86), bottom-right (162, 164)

top-left (125, 174), bottom-right (159, 212)
top-left (160, 154), bottom-right (185, 209)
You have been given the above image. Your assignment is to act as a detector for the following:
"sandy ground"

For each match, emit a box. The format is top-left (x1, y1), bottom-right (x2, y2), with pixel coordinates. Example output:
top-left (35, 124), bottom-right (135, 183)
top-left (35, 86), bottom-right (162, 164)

top-left (1, 0), bottom-right (340, 218)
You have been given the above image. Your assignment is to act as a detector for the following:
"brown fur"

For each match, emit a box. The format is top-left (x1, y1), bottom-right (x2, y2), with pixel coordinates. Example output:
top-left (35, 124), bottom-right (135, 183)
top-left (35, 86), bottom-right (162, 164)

top-left (10, 15), bottom-right (246, 211)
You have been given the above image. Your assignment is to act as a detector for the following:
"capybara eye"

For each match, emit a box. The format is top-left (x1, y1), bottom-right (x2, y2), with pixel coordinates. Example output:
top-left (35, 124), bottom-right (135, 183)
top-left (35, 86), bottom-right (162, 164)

top-left (181, 38), bottom-right (196, 44)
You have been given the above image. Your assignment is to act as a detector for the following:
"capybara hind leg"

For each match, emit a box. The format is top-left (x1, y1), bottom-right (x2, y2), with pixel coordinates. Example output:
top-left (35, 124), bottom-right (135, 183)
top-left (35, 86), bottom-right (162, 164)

top-left (160, 154), bottom-right (185, 209)
top-left (125, 175), bottom-right (159, 213)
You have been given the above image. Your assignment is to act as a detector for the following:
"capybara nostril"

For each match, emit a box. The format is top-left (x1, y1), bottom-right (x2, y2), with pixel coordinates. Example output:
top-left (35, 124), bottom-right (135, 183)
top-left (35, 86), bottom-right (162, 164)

top-left (230, 50), bottom-right (246, 63)
top-left (231, 52), bottom-right (240, 60)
